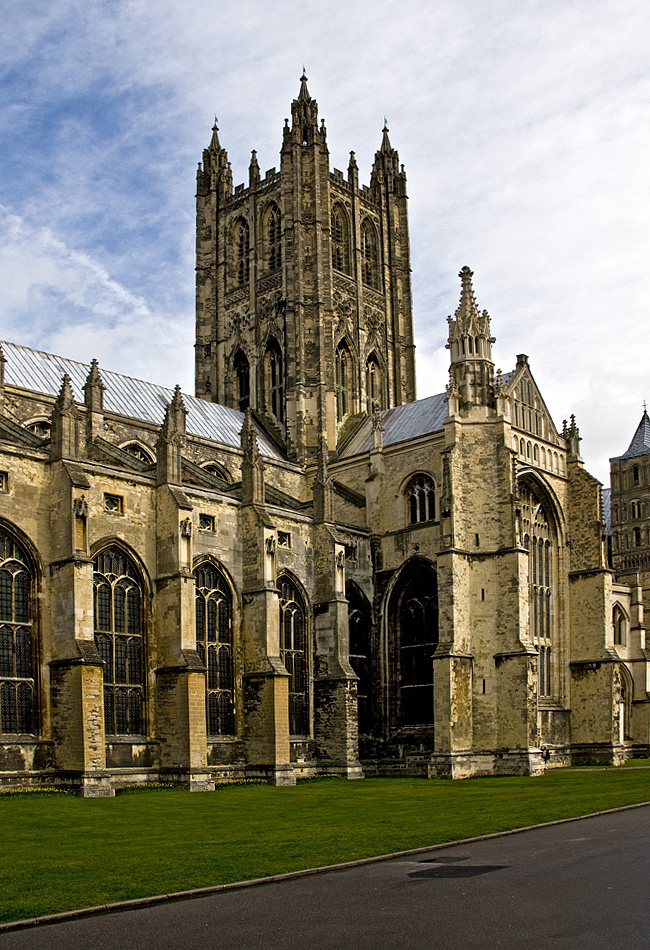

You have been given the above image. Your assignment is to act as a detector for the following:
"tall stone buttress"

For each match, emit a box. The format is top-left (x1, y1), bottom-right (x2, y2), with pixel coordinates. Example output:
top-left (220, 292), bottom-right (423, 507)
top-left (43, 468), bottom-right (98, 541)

top-left (195, 72), bottom-right (416, 462)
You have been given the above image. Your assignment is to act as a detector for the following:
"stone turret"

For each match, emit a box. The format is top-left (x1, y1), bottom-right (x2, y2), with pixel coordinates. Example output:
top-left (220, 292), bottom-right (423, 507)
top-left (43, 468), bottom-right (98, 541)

top-left (446, 266), bottom-right (496, 412)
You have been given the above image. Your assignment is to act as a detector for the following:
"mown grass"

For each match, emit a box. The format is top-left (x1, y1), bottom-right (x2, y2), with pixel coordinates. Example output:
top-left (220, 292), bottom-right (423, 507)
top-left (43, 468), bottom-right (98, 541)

top-left (0, 768), bottom-right (649, 924)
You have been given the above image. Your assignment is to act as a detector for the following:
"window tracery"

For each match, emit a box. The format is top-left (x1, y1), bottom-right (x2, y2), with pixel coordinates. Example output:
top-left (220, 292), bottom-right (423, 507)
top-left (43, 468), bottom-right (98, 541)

top-left (335, 341), bottom-right (352, 422)
top-left (520, 482), bottom-right (555, 699)
top-left (279, 575), bottom-right (308, 736)
top-left (234, 218), bottom-right (250, 286)
top-left (395, 561), bottom-right (438, 726)
top-left (366, 354), bottom-right (381, 414)
top-left (0, 528), bottom-right (36, 735)
top-left (266, 204), bottom-right (282, 271)
top-left (264, 338), bottom-right (284, 422)
top-left (406, 475), bottom-right (435, 525)
top-left (347, 582), bottom-right (372, 735)
top-left (234, 350), bottom-right (250, 411)
top-left (331, 205), bottom-right (349, 274)
top-left (361, 220), bottom-right (379, 289)
top-left (94, 546), bottom-right (145, 736)
top-left (194, 562), bottom-right (235, 736)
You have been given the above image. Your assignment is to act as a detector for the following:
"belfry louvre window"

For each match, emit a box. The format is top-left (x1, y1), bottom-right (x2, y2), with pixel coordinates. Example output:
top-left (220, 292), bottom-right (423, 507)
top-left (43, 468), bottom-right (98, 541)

top-left (331, 205), bottom-right (349, 274)
top-left (235, 219), bottom-right (250, 286)
top-left (279, 575), bottom-right (308, 736)
top-left (267, 204), bottom-right (282, 271)
top-left (407, 475), bottom-right (435, 525)
top-left (366, 354), bottom-right (382, 414)
top-left (195, 563), bottom-right (234, 736)
top-left (234, 350), bottom-right (250, 411)
top-left (94, 547), bottom-right (145, 735)
top-left (0, 529), bottom-right (36, 734)
top-left (361, 220), bottom-right (379, 288)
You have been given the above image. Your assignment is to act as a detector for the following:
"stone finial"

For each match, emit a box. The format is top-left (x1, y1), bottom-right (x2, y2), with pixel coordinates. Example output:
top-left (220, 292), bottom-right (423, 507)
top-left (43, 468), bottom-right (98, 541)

top-left (249, 149), bottom-right (260, 187)
top-left (55, 374), bottom-right (76, 413)
top-left (83, 359), bottom-right (105, 411)
top-left (51, 373), bottom-right (79, 460)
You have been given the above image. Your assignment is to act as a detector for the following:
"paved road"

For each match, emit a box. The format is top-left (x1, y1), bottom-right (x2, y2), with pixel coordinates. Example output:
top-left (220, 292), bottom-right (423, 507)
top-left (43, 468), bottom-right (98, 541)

top-left (2, 806), bottom-right (650, 949)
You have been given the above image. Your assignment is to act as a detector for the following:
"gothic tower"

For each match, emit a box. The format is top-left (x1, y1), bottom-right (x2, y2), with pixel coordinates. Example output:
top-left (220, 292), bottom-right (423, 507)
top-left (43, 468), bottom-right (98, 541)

top-left (195, 73), bottom-right (416, 461)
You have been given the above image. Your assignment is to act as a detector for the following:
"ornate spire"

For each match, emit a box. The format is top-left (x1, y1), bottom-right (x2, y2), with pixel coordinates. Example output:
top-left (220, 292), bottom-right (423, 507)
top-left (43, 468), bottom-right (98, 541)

top-left (83, 358), bottom-right (105, 411)
top-left (445, 267), bottom-right (496, 412)
top-left (210, 116), bottom-right (221, 151)
top-left (298, 68), bottom-right (310, 101)
top-left (381, 118), bottom-right (391, 153)
top-left (55, 374), bottom-right (76, 413)
top-left (446, 267), bottom-right (494, 348)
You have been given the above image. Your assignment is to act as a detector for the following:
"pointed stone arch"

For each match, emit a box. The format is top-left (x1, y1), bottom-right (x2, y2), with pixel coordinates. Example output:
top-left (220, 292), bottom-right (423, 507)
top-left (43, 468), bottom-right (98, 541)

top-left (263, 335), bottom-right (285, 423)
top-left (262, 201), bottom-right (282, 272)
top-left (331, 203), bottom-right (350, 274)
top-left (360, 217), bottom-right (380, 289)
top-left (277, 571), bottom-right (310, 737)
top-left (193, 556), bottom-right (237, 737)
top-left (0, 519), bottom-right (41, 736)
top-left (233, 348), bottom-right (250, 411)
top-left (346, 581), bottom-right (373, 736)
top-left (384, 556), bottom-right (438, 730)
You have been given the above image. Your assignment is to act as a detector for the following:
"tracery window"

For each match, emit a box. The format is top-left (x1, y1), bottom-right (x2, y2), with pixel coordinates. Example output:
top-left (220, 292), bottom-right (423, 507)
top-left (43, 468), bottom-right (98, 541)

top-left (520, 482), bottom-right (556, 699)
top-left (347, 582), bottom-right (372, 735)
top-left (335, 341), bottom-right (352, 422)
top-left (122, 443), bottom-right (154, 464)
top-left (361, 220), bottom-right (379, 289)
top-left (266, 204), bottom-right (282, 271)
top-left (195, 562), bottom-right (235, 736)
top-left (265, 338), bottom-right (284, 422)
top-left (331, 205), bottom-right (350, 274)
top-left (366, 354), bottom-right (382, 414)
top-left (235, 218), bottom-right (250, 286)
top-left (0, 528), bottom-right (36, 734)
top-left (394, 560), bottom-right (438, 727)
top-left (234, 350), bottom-right (250, 411)
top-left (279, 575), bottom-right (308, 736)
top-left (94, 546), bottom-right (145, 736)
top-left (26, 420), bottom-right (51, 440)
top-left (406, 475), bottom-right (435, 525)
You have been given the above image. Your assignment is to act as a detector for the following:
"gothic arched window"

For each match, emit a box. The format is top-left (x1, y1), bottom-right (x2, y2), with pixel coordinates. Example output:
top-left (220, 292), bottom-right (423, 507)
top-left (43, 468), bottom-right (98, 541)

top-left (613, 605), bottom-right (627, 646)
top-left (347, 582), bottom-right (372, 736)
top-left (335, 341), bottom-right (352, 422)
top-left (361, 219), bottom-right (379, 289)
top-left (279, 575), bottom-right (308, 736)
top-left (234, 218), bottom-right (250, 286)
top-left (406, 475), bottom-right (436, 525)
top-left (0, 527), bottom-right (36, 735)
top-left (195, 562), bottom-right (235, 736)
top-left (234, 350), bottom-right (250, 411)
top-left (122, 442), bottom-right (154, 465)
top-left (265, 338), bottom-right (284, 422)
top-left (94, 546), bottom-right (145, 736)
top-left (331, 205), bottom-right (350, 274)
top-left (366, 354), bottom-right (382, 414)
top-left (519, 481), bottom-right (557, 699)
top-left (266, 204), bottom-right (282, 272)
top-left (391, 559), bottom-right (438, 727)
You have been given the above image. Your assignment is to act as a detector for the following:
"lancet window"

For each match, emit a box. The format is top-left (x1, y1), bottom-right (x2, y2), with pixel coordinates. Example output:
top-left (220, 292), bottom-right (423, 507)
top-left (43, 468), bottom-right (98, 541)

top-left (195, 562), bottom-right (235, 736)
top-left (361, 220), bottom-right (379, 289)
top-left (0, 528), bottom-right (36, 735)
top-left (234, 350), bottom-right (250, 411)
top-left (520, 482), bottom-right (556, 699)
top-left (266, 204), bottom-right (282, 271)
top-left (235, 218), bottom-right (250, 286)
top-left (331, 205), bottom-right (350, 274)
top-left (94, 546), bottom-right (145, 736)
top-left (366, 354), bottom-right (382, 414)
top-left (335, 341), bottom-right (352, 422)
top-left (279, 575), bottom-right (308, 736)
top-left (613, 605), bottom-right (627, 647)
top-left (265, 338), bottom-right (284, 422)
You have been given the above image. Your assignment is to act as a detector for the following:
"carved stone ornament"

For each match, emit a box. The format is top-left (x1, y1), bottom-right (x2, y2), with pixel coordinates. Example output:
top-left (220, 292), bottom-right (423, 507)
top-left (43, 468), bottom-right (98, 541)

top-left (265, 536), bottom-right (276, 555)
top-left (180, 517), bottom-right (193, 539)
top-left (335, 550), bottom-right (345, 569)
top-left (73, 496), bottom-right (89, 519)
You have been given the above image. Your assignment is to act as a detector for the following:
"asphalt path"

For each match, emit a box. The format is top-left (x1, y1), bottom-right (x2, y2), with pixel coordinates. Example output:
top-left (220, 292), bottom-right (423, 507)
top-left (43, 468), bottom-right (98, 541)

top-left (2, 805), bottom-right (650, 949)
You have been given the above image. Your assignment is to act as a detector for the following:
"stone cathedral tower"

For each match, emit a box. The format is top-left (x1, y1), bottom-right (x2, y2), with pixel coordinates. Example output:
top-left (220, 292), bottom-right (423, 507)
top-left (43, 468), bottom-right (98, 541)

top-left (195, 72), bottom-right (416, 461)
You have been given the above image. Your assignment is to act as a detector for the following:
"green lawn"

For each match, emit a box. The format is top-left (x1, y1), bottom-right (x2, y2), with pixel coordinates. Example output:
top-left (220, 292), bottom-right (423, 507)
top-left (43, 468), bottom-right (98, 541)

top-left (1, 769), bottom-right (649, 924)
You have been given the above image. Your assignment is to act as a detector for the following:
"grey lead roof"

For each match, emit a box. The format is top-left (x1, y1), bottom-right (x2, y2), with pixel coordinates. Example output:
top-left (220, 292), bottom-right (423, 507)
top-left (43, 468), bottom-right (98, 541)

top-left (338, 392), bottom-right (448, 458)
top-left (1, 341), bottom-right (282, 460)
top-left (611, 411), bottom-right (650, 462)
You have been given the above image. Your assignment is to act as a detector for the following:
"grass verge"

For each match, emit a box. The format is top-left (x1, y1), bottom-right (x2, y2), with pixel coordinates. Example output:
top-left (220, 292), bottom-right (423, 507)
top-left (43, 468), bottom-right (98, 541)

top-left (1, 768), bottom-right (649, 924)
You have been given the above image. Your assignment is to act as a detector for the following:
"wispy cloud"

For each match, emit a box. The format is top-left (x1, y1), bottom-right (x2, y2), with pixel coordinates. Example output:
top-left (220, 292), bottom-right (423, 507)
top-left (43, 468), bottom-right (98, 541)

top-left (0, 0), bottom-right (648, 480)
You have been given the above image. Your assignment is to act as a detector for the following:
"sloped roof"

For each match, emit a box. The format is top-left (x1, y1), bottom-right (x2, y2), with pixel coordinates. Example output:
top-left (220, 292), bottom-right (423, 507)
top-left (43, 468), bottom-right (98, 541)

top-left (0, 341), bottom-right (282, 460)
top-left (611, 411), bottom-right (650, 462)
top-left (338, 392), bottom-right (447, 459)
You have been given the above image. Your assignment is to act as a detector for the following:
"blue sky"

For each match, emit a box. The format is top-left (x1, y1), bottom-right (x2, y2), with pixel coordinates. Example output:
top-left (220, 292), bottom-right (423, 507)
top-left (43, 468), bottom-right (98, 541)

top-left (0, 0), bottom-right (648, 481)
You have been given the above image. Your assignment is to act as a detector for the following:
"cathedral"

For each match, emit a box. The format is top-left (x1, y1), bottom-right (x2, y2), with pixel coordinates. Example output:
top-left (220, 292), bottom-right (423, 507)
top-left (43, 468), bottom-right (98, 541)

top-left (0, 74), bottom-right (648, 794)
